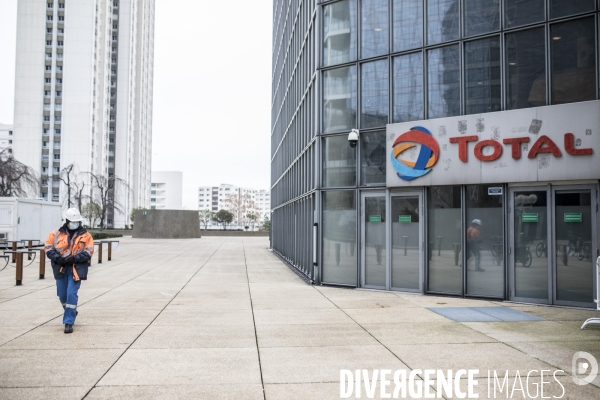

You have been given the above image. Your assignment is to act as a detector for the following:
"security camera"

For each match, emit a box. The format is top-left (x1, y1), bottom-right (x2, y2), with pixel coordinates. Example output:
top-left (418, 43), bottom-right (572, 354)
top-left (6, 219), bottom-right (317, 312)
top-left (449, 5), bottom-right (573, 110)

top-left (348, 129), bottom-right (359, 148)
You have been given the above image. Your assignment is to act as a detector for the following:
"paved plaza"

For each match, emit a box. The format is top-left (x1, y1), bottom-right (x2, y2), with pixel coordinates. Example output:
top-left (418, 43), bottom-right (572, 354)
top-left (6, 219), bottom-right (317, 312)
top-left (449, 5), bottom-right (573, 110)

top-left (0, 237), bottom-right (599, 399)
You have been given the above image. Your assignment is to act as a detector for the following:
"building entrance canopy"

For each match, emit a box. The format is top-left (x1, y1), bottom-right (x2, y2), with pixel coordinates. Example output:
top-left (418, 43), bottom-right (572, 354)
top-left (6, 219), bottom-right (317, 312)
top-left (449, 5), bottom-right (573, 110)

top-left (386, 101), bottom-right (600, 187)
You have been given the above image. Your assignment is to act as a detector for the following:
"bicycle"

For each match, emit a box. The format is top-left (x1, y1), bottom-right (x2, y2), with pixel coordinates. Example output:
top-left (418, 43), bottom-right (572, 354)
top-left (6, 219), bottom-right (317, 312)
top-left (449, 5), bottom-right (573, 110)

top-left (535, 238), bottom-right (547, 258)
top-left (515, 244), bottom-right (532, 268)
top-left (577, 241), bottom-right (592, 261)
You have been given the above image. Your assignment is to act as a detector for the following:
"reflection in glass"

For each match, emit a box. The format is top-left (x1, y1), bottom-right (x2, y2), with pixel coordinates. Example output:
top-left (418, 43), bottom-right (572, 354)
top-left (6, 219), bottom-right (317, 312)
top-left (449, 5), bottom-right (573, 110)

top-left (551, 18), bottom-right (596, 105)
top-left (393, 53), bottom-right (424, 122)
top-left (465, 185), bottom-right (503, 298)
top-left (506, 28), bottom-right (546, 109)
top-left (550, 0), bottom-right (595, 19)
top-left (323, 66), bottom-right (357, 133)
top-left (364, 196), bottom-right (386, 287)
top-left (427, 0), bottom-right (459, 45)
top-left (322, 191), bottom-right (357, 285)
top-left (323, 0), bottom-right (357, 67)
top-left (428, 45), bottom-right (460, 119)
top-left (463, 0), bottom-right (499, 37)
top-left (361, 60), bottom-right (388, 129)
top-left (360, 131), bottom-right (386, 186)
top-left (504, 0), bottom-right (545, 29)
top-left (428, 186), bottom-right (462, 294)
top-left (465, 37), bottom-right (501, 114)
top-left (555, 191), bottom-right (593, 304)
top-left (514, 190), bottom-right (548, 300)
top-left (323, 135), bottom-right (356, 187)
top-left (361, 0), bottom-right (388, 59)
top-left (393, 0), bottom-right (422, 52)
top-left (392, 196), bottom-right (420, 290)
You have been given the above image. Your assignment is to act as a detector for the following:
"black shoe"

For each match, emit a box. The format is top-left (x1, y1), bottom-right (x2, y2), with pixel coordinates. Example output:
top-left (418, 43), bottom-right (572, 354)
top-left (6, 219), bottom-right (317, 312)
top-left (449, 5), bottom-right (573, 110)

top-left (76, 311), bottom-right (78, 316)
top-left (64, 324), bottom-right (73, 334)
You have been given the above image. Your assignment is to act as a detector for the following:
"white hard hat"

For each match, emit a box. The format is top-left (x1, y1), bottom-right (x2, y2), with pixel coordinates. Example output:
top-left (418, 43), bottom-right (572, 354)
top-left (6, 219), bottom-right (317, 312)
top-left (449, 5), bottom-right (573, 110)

top-left (471, 219), bottom-right (482, 226)
top-left (65, 208), bottom-right (83, 222)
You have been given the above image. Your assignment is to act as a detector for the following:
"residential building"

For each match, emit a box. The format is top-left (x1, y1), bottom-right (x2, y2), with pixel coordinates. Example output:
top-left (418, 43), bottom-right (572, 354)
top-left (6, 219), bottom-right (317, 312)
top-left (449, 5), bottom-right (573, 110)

top-left (12, 0), bottom-right (155, 228)
top-left (198, 184), bottom-right (269, 229)
top-left (0, 124), bottom-right (13, 155)
top-left (271, 0), bottom-right (600, 309)
top-left (150, 171), bottom-right (183, 210)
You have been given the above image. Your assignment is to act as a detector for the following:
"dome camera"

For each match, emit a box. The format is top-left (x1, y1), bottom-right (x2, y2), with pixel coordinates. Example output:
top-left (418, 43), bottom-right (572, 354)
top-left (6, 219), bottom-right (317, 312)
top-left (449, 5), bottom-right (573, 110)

top-left (348, 129), bottom-right (359, 148)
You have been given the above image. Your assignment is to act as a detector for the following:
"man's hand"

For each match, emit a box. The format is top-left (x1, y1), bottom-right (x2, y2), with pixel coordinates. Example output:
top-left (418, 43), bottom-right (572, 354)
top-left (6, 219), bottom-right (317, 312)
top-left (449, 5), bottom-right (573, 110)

top-left (62, 256), bottom-right (75, 265)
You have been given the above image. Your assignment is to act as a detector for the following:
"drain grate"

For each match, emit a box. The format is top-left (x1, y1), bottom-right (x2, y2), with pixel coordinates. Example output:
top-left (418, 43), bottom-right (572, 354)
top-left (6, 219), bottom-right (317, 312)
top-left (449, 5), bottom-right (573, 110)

top-left (427, 306), bottom-right (545, 322)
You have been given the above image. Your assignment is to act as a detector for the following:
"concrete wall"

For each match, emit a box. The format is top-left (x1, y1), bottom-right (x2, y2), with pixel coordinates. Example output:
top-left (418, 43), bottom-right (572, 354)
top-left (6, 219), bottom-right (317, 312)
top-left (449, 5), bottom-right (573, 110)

top-left (133, 209), bottom-right (201, 238)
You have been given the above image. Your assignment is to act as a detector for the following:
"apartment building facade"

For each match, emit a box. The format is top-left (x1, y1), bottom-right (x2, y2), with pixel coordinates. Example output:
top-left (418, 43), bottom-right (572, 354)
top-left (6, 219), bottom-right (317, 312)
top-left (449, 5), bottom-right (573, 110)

top-left (150, 171), bottom-right (183, 210)
top-left (13, 0), bottom-right (155, 228)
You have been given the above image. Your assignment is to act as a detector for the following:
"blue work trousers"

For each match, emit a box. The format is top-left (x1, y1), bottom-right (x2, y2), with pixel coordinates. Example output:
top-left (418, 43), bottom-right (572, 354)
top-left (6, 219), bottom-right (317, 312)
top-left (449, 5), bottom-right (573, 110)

top-left (56, 267), bottom-right (81, 324)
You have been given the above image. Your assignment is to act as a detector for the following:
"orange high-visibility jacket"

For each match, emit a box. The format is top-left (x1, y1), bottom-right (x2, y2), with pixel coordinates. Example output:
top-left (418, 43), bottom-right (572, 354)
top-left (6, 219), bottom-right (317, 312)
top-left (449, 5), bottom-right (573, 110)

top-left (45, 225), bottom-right (94, 281)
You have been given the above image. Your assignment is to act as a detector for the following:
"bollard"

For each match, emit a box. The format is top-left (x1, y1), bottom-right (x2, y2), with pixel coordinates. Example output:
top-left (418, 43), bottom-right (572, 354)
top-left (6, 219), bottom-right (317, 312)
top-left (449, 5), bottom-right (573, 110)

top-left (97, 242), bottom-right (103, 264)
top-left (108, 242), bottom-right (112, 261)
top-left (437, 236), bottom-right (443, 257)
top-left (402, 236), bottom-right (408, 256)
top-left (39, 249), bottom-right (46, 279)
top-left (11, 242), bottom-right (17, 263)
top-left (16, 253), bottom-right (22, 285)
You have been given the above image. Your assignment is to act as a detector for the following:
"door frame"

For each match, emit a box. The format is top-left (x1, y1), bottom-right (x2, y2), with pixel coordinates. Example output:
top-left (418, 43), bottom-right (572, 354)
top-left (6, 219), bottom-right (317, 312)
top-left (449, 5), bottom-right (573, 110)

top-left (508, 185), bottom-right (552, 304)
top-left (551, 184), bottom-right (598, 309)
top-left (389, 189), bottom-right (424, 293)
top-left (360, 190), bottom-right (387, 289)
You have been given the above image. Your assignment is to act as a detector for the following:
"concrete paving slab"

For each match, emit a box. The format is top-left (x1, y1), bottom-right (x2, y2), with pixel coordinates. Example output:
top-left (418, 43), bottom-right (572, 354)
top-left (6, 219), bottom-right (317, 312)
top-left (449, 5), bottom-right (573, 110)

top-left (0, 310), bottom-right (58, 326)
top-left (399, 294), bottom-right (500, 308)
top-left (0, 326), bottom-right (37, 346)
top-left (86, 384), bottom-right (264, 400)
top-left (427, 307), bottom-right (503, 322)
top-left (153, 309), bottom-right (255, 326)
top-left (0, 386), bottom-right (90, 400)
top-left (253, 308), bottom-right (354, 325)
top-left (167, 297), bottom-right (252, 310)
top-left (506, 305), bottom-right (600, 321)
top-left (0, 349), bottom-right (123, 387)
top-left (344, 307), bottom-right (449, 324)
top-left (260, 345), bottom-right (410, 384)
top-left (50, 308), bottom-right (159, 326)
top-left (463, 321), bottom-right (600, 342)
top-left (256, 323), bottom-right (378, 348)
top-left (250, 296), bottom-right (336, 310)
top-left (364, 321), bottom-right (497, 345)
top-left (132, 324), bottom-right (257, 349)
top-left (329, 297), bottom-right (419, 309)
top-left (388, 343), bottom-right (557, 377)
top-left (2, 324), bottom-right (145, 349)
top-left (98, 348), bottom-right (262, 386)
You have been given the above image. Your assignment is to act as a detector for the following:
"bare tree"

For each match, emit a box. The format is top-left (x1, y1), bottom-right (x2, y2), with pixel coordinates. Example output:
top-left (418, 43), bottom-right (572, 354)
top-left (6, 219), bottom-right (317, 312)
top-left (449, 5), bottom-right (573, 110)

top-left (59, 163), bottom-right (87, 209)
top-left (88, 172), bottom-right (129, 230)
top-left (224, 192), bottom-right (259, 226)
top-left (0, 150), bottom-right (39, 197)
top-left (198, 209), bottom-right (215, 230)
top-left (81, 201), bottom-right (102, 229)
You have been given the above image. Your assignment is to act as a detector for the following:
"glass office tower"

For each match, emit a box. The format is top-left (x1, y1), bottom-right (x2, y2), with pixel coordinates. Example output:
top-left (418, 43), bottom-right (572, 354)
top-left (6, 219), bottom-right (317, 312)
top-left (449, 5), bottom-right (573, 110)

top-left (271, 0), bottom-right (600, 308)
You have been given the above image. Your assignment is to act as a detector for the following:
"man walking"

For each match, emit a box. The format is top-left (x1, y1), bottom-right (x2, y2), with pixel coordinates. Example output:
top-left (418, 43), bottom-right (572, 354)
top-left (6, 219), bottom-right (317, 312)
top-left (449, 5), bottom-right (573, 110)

top-left (467, 219), bottom-right (484, 272)
top-left (45, 208), bottom-right (94, 333)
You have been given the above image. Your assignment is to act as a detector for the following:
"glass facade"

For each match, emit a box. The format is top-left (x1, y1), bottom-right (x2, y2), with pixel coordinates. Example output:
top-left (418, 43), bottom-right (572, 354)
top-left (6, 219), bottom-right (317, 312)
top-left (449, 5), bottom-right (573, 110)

top-left (322, 191), bottom-right (357, 285)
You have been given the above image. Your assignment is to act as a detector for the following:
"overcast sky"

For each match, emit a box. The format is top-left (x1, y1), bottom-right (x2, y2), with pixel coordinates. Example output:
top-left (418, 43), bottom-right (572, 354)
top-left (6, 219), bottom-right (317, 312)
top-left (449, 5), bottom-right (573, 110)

top-left (0, 0), bottom-right (273, 209)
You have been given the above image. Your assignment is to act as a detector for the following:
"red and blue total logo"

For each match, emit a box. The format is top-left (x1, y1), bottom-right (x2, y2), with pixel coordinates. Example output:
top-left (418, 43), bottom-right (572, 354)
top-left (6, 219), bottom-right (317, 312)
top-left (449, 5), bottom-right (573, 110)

top-left (391, 126), bottom-right (440, 181)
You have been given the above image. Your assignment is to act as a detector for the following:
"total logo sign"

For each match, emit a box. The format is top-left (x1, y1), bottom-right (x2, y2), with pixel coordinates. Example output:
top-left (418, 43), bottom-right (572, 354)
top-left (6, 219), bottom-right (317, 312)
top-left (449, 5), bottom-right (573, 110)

top-left (387, 101), bottom-right (600, 186)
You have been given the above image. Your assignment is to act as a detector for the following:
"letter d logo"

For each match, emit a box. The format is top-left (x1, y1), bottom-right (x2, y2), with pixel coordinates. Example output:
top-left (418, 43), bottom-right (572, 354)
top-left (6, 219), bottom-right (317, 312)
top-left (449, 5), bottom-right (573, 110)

top-left (572, 351), bottom-right (598, 385)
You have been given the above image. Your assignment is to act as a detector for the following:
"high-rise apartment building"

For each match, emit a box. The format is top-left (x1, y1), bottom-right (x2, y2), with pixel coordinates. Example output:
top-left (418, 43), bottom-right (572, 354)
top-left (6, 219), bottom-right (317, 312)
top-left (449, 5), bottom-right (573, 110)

top-left (0, 124), bottom-right (14, 156)
top-left (198, 184), bottom-right (270, 226)
top-left (13, 0), bottom-right (155, 228)
top-left (272, 0), bottom-right (600, 309)
top-left (150, 171), bottom-right (183, 210)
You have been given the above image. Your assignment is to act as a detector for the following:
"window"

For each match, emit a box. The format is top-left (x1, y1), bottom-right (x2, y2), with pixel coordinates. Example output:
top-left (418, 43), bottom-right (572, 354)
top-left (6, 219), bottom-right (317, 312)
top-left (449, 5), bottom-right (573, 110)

top-left (44, 116), bottom-right (50, 121)
top-left (57, 53), bottom-right (63, 59)
top-left (151, 198), bottom-right (156, 202)
top-left (58, 28), bottom-right (63, 34)
top-left (56, 78), bottom-right (62, 84)
top-left (360, 131), bottom-right (386, 185)
top-left (464, 36), bottom-right (501, 114)
top-left (322, 191), bottom-right (357, 285)
top-left (43, 128), bottom-right (49, 134)
top-left (47, 28), bottom-right (53, 33)
top-left (428, 45), bottom-right (460, 118)
top-left (393, 0), bottom-right (422, 52)
top-left (361, 59), bottom-right (388, 129)
top-left (46, 53), bottom-right (52, 58)
top-left (42, 167), bottom-right (48, 173)
top-left (56, 91), bottom-right (61, 97)
top-left (43, 141), bottom-right (48, 147)
top-left (45, 78), bottom-right (51, 83)
top-left (47, 15), bottom-right (53, 21)
top-left (113, 24), bottom-right (118, 29)
top-left (393, 52), bottom-right (424, 122)
top-left (504, 0), bottom-right (545, 29)
top-left (323, 0), bottom-right (357, 67)
top-left (46, 40), bottom-right (52, 46)
top-left (463, 0), bottom-right (499, 37)
top-left (48, 2), bottom-right (53, 8)
top-left (59, 3), bottom-right (64, 8)
top-left (427, 0), bottom-right (459, 45)
top-left (55, 128), bottom-right (61, 134)
top-left (112, 36), bottom-right (117, 41)
top-left (53, 154), bottom-right (60, 160)
top-left (57, 41), bottom-right (63, 46)
top-left (58, 16), bottom-right (64, 21)
top-left (45, 65), bottom-right (52, 71)
top-left (361, 0), bottom-right (388, 58)
top-left (53, 167), bottom-right (59, 173)
top-left (323, 66), bottom-right (357, 133)
top-left (323, 135), bottom-right (356, 187)
top-left (55, 116), bottom-right (61, 122)
top-left (506, 27), bottom-right (546, 109)
top-left (56, 66), bottom-right (62, 71)
top-left (550, 0), bottom-right (595, 19)
top-left (550, 17), bottom-right (595, 105)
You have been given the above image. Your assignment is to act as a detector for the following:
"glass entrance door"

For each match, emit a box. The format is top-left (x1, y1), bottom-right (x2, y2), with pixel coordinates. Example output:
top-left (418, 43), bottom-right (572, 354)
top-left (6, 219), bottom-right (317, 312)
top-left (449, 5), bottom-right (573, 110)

top-left (509, 185), bottom-right (597, 308)
top-left (361, 192), bottom-right (386, 289)
top-left (391, 194), bottom-right (422, 292)
top-left (554, 187), bottom-right (596, 308)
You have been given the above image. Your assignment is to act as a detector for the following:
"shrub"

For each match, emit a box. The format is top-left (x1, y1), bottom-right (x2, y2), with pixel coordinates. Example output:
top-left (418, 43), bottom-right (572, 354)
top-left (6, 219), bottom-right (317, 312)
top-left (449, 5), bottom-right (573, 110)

top-left (89, 231), bottom-right (123, 240)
